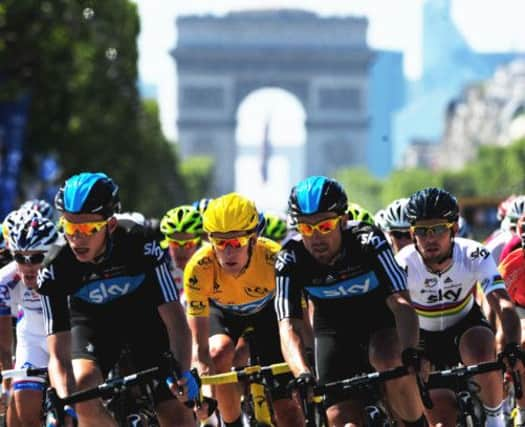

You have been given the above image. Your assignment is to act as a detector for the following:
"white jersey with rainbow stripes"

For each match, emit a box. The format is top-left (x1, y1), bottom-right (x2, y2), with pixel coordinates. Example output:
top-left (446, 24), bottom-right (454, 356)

top-left (396, 237), bottom-right (506, 331)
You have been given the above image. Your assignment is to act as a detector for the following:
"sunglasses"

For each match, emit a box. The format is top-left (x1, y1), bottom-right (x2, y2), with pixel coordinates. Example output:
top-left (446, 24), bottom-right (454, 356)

top-left (209, 234), bottom-right (253, 250)
top-left (60, 217), bottom-right (108, 237)
top-left (390, 230), bottom-right (411, 240)
top-left (410, 223), bottom-right (454, 237)
top-left (167, 236), bottom-right (201, 250)
top-left (13, 253), bottom-right (46, 265)
top-left (296, 217), bottom-right (341, 237)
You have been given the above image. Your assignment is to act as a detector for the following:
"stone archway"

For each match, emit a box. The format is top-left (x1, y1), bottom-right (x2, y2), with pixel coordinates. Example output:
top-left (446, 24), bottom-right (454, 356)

top-left (172, 9), bottom-right (373, 195)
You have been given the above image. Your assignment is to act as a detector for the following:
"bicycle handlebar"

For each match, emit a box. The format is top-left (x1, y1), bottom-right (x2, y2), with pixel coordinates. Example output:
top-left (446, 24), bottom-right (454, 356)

top-left (426, 360), bottom-right (504, 390)
top-left (199, 362), bottom-right (290, 386)
top-left (0, 366), bottom-right (48, 382)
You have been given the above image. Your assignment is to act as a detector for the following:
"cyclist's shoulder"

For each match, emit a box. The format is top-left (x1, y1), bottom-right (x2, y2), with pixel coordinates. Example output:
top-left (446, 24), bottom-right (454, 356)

top-left (254, 236), bottom-right (280, 262)
top-left (0, 261), bottom-right (19, 287)
top-left (453, 238), bottom-right (493, 266)
top-left (345, 222), bottom-right (389, 253)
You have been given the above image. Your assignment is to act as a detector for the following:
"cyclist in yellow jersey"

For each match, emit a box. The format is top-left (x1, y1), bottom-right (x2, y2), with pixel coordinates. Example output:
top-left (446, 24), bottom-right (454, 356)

top-left (184, 193), bottom-right (304, 427)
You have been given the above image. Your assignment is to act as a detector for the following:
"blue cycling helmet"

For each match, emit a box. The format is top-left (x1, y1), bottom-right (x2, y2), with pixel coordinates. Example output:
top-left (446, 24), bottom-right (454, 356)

top-left (288, 176), bottom-right (348, 219)
top-left (55, 172), bottom-right (121, 218)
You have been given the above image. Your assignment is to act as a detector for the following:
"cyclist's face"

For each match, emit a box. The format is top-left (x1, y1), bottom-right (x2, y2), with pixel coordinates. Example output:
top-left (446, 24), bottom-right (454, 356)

top-left (297, 212), bottom-right (344, 265)
top-left (210, 231), bottom-right (254, 275)
top-left (62, 212), bottom-right (116, 263)
top-left (13, 251), bottom-right (45, 288)
top-left (411, 219), bottom-right (456, 264)
top-left (388, 230), bottom-right (412, 254)
top-left (167, 232), bottom-right (201, 269)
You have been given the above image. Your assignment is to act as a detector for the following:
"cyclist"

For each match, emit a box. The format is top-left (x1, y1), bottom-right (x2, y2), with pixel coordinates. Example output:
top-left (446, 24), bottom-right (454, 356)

top-left (184, 193), bottom-right (304, 427)
top-left (37, 172), bottom-right (196, 427)
top-left (397, 187), bottom-right (521, 427)
top-left (160, 205), bottom-right (205, 298)
top-left (0, 214), bottom-right (58, 426)
top-left (274, 175), bottom-right (426, 426)
top-left (261, 212), bottom-right (288, 243)
top-left (498, 212), bottom-right (525, 424)
top-left (487, 195), bottom-right (525, 262)
top-left (382, 198), bottom-right (412, 254)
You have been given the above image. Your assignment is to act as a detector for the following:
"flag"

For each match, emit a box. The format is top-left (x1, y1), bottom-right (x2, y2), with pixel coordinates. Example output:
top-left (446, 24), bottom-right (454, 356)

top-left (260, 118), bottom-right (272, 183)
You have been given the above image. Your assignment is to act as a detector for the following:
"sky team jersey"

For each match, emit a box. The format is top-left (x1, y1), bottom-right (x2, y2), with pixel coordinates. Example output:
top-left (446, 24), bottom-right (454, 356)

top-left (499, 248), bottom-right (525, 307)
top-left (396, 237), bottom-right (506, 331)
top-left (274, 223), bottom-right (406, 326)
top-left (0, 261), bottom-right (45, 338)
top-left (37, 226), bottom-right (179, 335)
top-left (184, 237), bottom-right (280, 317)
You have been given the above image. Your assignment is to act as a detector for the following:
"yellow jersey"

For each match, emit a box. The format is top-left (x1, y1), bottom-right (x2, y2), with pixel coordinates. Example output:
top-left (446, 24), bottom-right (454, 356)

top-left (184, 237), bottom-right (280, 317)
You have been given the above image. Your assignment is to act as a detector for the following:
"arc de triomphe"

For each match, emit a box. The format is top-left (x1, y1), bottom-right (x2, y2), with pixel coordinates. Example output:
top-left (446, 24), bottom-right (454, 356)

top-left (172, 10), bottom-right (373, 195)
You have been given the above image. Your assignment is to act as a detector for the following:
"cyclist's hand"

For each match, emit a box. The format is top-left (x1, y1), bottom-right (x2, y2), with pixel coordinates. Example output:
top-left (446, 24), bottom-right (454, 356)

top-left (499, 342), bottom-right (524, 371)
top-left (166, 370), bottom-right (199, 403)
top-left (289, 372), bottom-right (317, 401)
top-left (46, 405), bottom-right (77, 427)
top-left (401, 347), bottom-right (425, 374)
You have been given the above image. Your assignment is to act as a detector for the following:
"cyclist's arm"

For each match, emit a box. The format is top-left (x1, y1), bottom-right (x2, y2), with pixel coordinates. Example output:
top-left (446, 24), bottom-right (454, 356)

top-left (187, 315), bottom-right (213, 374)
top-left (158, 300), bottom-right (192, 371)
top-left (386, 290), bottom-right (420, 350)
top-left (0, 315), bottom-right (13, 394)
top-left (278, 317), bottom-right (312, 377)
top-left (47, 331), bottom-right (76, 398)
top-left (486, 288), bottom-right (521, 345)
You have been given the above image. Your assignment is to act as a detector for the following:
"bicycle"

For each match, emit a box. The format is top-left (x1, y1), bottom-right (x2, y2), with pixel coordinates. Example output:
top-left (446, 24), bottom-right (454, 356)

top-left (425, 360), bottom-right (506, 427)
top-left (199, 362), bottom-right (291, 427)
top-left (292, 366), bottom-right (416, 427)
top-left (44, 366), bottom-right (165, 426)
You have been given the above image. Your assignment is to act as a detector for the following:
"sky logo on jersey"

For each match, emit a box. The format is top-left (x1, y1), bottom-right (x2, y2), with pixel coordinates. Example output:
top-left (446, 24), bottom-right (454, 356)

top-left (305, 272), bottom-right (379, 299)
top-left (74, 275), bottom-right (144, 304)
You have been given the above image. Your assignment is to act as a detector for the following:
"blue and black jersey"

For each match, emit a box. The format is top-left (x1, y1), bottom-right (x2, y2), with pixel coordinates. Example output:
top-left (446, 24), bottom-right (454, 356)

top-left (274, 222), bottom-right (406, 330)
top-left (37, 225), bottom-right (178, 335)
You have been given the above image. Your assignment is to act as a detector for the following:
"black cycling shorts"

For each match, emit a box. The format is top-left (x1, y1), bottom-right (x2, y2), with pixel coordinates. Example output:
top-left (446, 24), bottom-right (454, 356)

top-left (71, 317), bottom-right (174, 404)
top-left (209, 302), bottom-right (291, 399)
top-left (419, 304), bottom-right (493, 370)
top-left (314, 303), bottom-right (396, 408)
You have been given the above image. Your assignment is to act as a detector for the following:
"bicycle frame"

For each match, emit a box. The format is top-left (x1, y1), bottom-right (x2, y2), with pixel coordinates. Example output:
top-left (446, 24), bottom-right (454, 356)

top-left (200, 362), bottom-right (291, 427)
top-left (426, 360), bottom-right (505, 427)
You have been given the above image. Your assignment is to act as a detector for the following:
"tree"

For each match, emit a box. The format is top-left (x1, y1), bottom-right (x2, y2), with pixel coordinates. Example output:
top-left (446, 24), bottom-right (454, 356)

top-left (335, 167), bottom-right (383, 212)
top-left (0, 1), bottom-right (191, 216)
top-left (180, 156), bottom-right (214, 203)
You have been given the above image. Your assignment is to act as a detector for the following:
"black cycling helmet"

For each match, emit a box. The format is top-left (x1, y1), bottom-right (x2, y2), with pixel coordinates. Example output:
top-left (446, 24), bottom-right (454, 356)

top-left (55, 172), bottom-right (121, 219)
top-left (288, 176), bottom-right (348, 219)
top-left (406, 187), bottom-right (459, 224)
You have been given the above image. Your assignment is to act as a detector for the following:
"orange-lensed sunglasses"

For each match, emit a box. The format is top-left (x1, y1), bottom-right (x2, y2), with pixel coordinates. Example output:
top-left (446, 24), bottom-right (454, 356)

top-left (60, 217), bottom-right (108, 237)
top-left (167, 236), bottom-right (201, 250)
top-left (209, 234), bottom-right (253, 250)
top-left (296, 217), bottom-right (341, 237)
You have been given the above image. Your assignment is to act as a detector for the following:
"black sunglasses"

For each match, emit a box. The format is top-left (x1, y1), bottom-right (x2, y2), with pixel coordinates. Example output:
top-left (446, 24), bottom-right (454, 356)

top-left (390, 230), bottom-right (411, 240)
top-left (13, 253), bottom-right (46, 265)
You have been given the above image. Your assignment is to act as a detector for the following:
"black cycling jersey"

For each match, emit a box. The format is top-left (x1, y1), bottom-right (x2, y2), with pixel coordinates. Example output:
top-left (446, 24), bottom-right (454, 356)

top-left (274, 223), bottom-right (407, 331)
top-left (37, 225), bottom-right (179, 336)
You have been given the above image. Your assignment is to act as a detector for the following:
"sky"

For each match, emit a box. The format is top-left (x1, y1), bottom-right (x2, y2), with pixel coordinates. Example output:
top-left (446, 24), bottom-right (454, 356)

top-left (132, 0), bottom-right (525, 210)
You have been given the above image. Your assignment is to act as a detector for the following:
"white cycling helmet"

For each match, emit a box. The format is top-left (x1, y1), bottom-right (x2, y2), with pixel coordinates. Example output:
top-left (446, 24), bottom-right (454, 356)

top-left (506, 195), bottom-right (525, 224)
top-left (20, 199), bottom-right (54, 220)
top-left (8, 215), bottom-right (58, 252)
top-left (3, 208), bottom-right (43, 239)
top-left (374, 209), bottom-right (387, 230)
top-left (383, 198), bottom-right (410, 231)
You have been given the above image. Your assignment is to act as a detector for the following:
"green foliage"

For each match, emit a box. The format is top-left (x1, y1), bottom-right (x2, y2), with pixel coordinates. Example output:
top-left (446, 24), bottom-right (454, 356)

top-left (335, 167), bottom-right (382, 212)
top-left (0, 0), bottom-right (191, 216)
top-left (180, 156), bottom-right (214, 203)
